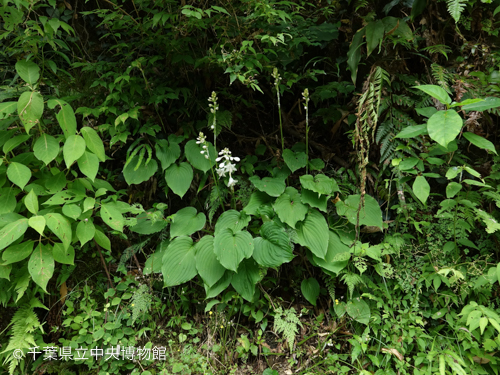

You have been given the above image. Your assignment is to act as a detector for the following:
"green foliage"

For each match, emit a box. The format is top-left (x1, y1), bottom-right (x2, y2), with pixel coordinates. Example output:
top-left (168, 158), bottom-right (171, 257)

top-left (273, 307), bottom-right (302, 351)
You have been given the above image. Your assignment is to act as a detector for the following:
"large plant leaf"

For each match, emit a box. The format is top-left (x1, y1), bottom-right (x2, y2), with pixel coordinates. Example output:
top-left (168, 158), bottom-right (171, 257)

top-left (253, 221), bottom-right (294, 267)
top-left (300, 188), bottom-right (328, 212)
top-left (28, 215), bottom-right (45, 236)
top-left (313, 231), bottom-right (351, 275)
top-left (130, 212), bottom-right (168, 234)
top-left (34, 134), bottom-right (59, 165)
top-left (273, 187), bottom-right (308, 228)
top-left (7, 162), bottom-right (31, 190)
top-left (80, 127), bottom-right (106, 161)
top-left (366, 20), bottom-right (384, 57)
top-left (427, 110), bottom-right (463, 148)
top-left (414, 85), bottom-right (451, 105)
top-left (214, 210), bottom-right (250, 235)
top-left (231, 259), bottom-right (260, 302)
top-left (3, 134), bottom-right (30, 154)
top-left (184, 139), bottom-right (216, 172)
top-left (0, 187), bottom-right (18, 214)
top-left (413, 176), bottom-right (430, 204)
top-left (205, 271), bottom-right (233, 299)
top-left (17, 91), bottom-right (43, 133)
top-left (463, 132), bottom-right (497, 155)
top-left (123, 156), bottom-right (158, 185)
top-left (161, 236), bottom-right (197, 286)
top-left (214, 229), bottom-right (254, 272)
top-left (335, 194), bottom-right (383, 230)
top-left (0, 218), bottom-right (28, 251)
top-left (63, 134), bottom-right (86, 168)
top-left (346, 298), bottom-right (370, 325)
top-left (347, 29), bottom-right (365, 84)
top-left (301, 278), bottom-right (320, 306)
top-left (24, 189), bottom-right (38, 215)
top-left (52, 242), bottom-right (75, 265)
top-left (300, 174), bottom-right (338, 195)
top-left (155, 139), bottom-right (181, 171)
top-left (249, 176), bottom-right (286, 197)
top-left (2, 241), bottom-right (34, 265)
top-left (243, 191), bottom-right (273, 215)
top-left (195, 235), bottom-right (225, 287)
top-left (165, 162), bottom-right (193, 198)
top-left (48, 99), bottom-right (77, 139)
top-left (296, 209), bottom-right (329, 259)
top-left (77, 151), bottom-right (99, 181)
top-left (100, 203), bottom-right (125, 232)
top-left (171, 206), bottom-right (206, 238)
top-left (462, 97), bottom-right (500, 111)
top-left (282, 149), bottom-right (307, 173)
top-left (45, 213), bottom-right (72, 250)
top-left (76, 219), bottom-right (95, 246)
top-left (28, 243), bottom-right (54, 292)
top-left (15, 60), bottom-right (40, 84)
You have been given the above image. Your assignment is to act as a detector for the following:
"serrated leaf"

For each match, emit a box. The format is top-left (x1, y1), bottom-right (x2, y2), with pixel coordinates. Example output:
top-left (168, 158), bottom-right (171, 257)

top-left (273, 187), bottom-right (308, 228)
top-left (184, 139), bottom-right (216, 172)
top-left (195, 235), bottom-right (225, 287)
top-left (249, 176), bottom-right (286, 197)
top-left (463, 132), bottom-right (497, 155)
top-left (171, 206), bottom-right (206, 238)
top-left (282, 149), bottom-right (307, 173)
top-left (7, 162), bottom-right (31, 190)
top-left (77, 151), bottom-right (99, 182)
top-left (28, 215), bottom-right (45, 235)
top-left (427, 110), bottom-right (463, 148)
top-left (80, 127), bottom-right (106, 161)
top-left (53, 242), bottom-right (75, 265)
top-left (214, 229), bottom-right (254, 272)
top-left (300, 174), bottom-right (338, 195)
top-left (45, 213), bottom-right (71, 250)
top-left (63, 135), bottom-right (86, 168)
top-left (161, 236), bottom-right (197, 286)
top-left (253, 221), bottom-right (294, 267)
top-left (165, 162), bottom-right (193, 198)
top-left (231, 259), bottom-right (260, 302)
top-left (76, 219), bottom-right (95, 247)
top-left (301, 278), bottom-right (320, 306)
top-left (100, 203), bottom-right (124, 232)
top-left (15, 60), bottom-right (40, 84)
top-left (413, 176), bottom-right (430, 204)
top-left (296, 209), bottom-right (329, 259)
top-left (34, 134), bottom-right (59, 165)
top-left (214, 210), bottom-right (251, 235)
top-left (28, 243), bottom-right (54, 292)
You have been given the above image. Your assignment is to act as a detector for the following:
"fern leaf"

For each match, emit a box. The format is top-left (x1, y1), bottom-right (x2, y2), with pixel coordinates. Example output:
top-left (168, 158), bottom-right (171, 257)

top-left (447, 0), bottom-right (467, 23)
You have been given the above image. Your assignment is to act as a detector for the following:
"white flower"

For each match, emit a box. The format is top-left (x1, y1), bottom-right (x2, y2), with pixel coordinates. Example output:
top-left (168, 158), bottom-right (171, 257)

top-left (225, 163), bottom-right (237, 174)
top-left (228, 176), bottom-right (237, 188)
top-left (216, 168), bottom-right (226, 177)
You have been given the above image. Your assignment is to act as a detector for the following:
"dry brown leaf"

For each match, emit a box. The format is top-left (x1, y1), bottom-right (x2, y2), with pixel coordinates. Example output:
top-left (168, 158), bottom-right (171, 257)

top-left (381, 348), bottom-right (404, 361)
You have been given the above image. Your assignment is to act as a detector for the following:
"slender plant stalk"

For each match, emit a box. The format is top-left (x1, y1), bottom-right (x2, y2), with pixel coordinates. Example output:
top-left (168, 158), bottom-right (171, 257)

top-left (302, 88), bottom-right (310, 174)
top-left (272, 68), bottom-right (284, 155)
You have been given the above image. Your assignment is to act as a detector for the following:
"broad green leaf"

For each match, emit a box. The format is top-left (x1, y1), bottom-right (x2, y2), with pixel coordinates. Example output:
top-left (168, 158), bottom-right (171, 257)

top-left (28, 215), bottom-right (46, 235)
top-left (462, 97), bottom-right (500, 111)
top-left (214, 210), bottom-right (250, 235)
top-left (76, 219), bottom-right (95, 246)
top-left (82, 197), bottom-right (95, 212)
top-left (45, 213), bottom-right (71, 250)
top-left (249, 176), bottom-right (286, 197)
top-left (413, 176), bottom-right (430, 204)
top-left (184, 139), bottom-right (216, 172)
top-left (252, 221), bottom-right (294, 268)
top-left (296, 209), bottom-right (329, 259)
top-left (335, 194), bottom-right (383, 229)
top-left (195, 235), bottom-right (225, 287)
top-left (446, 182), bottom-right (462, 198)
top-left (313, 231), bottom-right (351, 274)
top-left (231, 259), bottom-right (260, 302)
top-left (165, 162), bottom-right (193, 198)
top-left (273, 187), bottom-right (308, 228)
top-left (144, 245), bottom-right (165, 274)
top-left (398, 157), bottom-right (419, 171)
top-left (94, 228), bottom-right (111, 251)
top-left (416, 107), bottom-right (437, 118)
top-left (463, 132), bottom-right (497, 155)
top-left (34, 134), bottom-right (59, 165)
top-left (300, 174), bottom-right (338, 195)
top-left (28, 243), bottom-right (54, 292)
top-left (366, 20), bottom-right (384, 57)
top-left (427, 110), bottom-right (463, 148)
top-left (414, 84), bottom-right (451, 105)
top-left (282, 149), bottom-right (307, 173)
top-left (63, 135), bottom-right (86, 168)
top-left (3, 134), bottom-right (30, 154)
top-left (205, 271), bottom-right (233, 299)
top-left (347, 29), bottom-right (364, 84)
top-left (51, 100), bottom-right (77, 139)
top-left (395, 124), bottom-right (427, 138)
top-left (171, 206), bottom-right (206, 238)
top-left (130, 212), bottom-right (168, 234)
top-left (214, 229), bottom-right (254, 272)
top-left (346, 298), bottom-right (370, 325)
top-left (0, 264), bottom-right (11, 280)
top-left (100, 203), bottom-right (124, 232)
top-left (17, 91), bottom-right (44, 133)
top-left (15, 60), bottom-right (40, 84)
top-left (80, 127), bottom-right (106, 161)
top-left (0, 102), bottom-right (17, 117)
top-left (123, 156), bottom-right (158, 185)
top-left (2, 241), bottom-right (34, 265)
top-left (7, 162), bottom-right (31, 190)
top-left (243, 191), bottom-right (272, 215)
top-left (0, 188), bottom-right (17, 214)
top-left (301, 278), bottom-right (320, 306)
top-left (77, 151), bottom-right (99, 181)
top-left (162, 236), bottom-right (197, 287)
top-left (62, 204), bottom-right (82, 220)
top-left (450, 98), bottom-right (484, 108)
top-left (155, 139), bottom-right (181, 171)
top-left (53, 242), bottom-right (75, 265)
top-left (300, 188), bottom-right (328, 212)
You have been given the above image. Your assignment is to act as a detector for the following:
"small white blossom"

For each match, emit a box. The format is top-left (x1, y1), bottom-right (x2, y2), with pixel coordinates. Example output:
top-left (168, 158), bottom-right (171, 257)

top-left (228, 176), bottom-right (238, 188)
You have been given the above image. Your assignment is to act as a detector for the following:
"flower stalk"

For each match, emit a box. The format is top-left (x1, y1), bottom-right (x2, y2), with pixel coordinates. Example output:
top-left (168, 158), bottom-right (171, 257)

top-left (302, 88), bottom-right (310, 174)
top-left (272, 68), bottom-right (284, 156)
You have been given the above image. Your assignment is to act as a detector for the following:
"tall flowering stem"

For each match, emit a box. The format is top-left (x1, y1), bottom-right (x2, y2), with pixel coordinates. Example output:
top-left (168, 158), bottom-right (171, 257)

top-left (216, 147), bottom-right (240, 209)
top-left (272, 68), bottom-right (284, 156)
top-left (208, 91), bottom-right (218, 151)
top-left (197, 131), bottom-right (224, 213)
top-left (302, 88), bottom-right (310, 174)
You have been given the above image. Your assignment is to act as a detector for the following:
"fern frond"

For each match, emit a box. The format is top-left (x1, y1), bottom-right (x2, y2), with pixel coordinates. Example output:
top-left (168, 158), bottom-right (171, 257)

top-left (273, 307), bottom-right (302, 351)
top-left (431, 63), bottom-right (453, 94)
top-left (340, 272), bottom-right (365, 299)
top-left (130, 284), bottom-right (152, 324)
top-left (447, 0), bottom-right (467, 23)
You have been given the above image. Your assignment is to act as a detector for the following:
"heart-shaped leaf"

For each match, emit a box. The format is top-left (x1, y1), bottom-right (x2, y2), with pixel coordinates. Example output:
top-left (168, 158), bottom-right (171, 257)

top-left (296, 209), bottom-right (329, 259)
top-left (231, 259), bottom-right (260, 302)
top-left (273, 187), bottom-right (308, 228)
top-left (162, 236), bottom-right (197, 286)
top-left (253, 221), bottom-right (294, 267)
top-left (214, 210), bottom-right (250, 235)
top-left (249, 176), bottom-right (286, 197)
top-left (195, 236), bottom-right (225, 287)
top-left (165, 162), bottom-right (193, 198)
top-left (300, 174), bottom-right (338, 195)
top-left (214, 229), bottom-right (254, 272)
top-left (427, 110), bottom-right (462, 148)
top-left (301, 278), bottom-right (320, 306)
top-left (283, 149), bottom-right (307, 173)
top-left (171, 207), bottom-right (206, 238)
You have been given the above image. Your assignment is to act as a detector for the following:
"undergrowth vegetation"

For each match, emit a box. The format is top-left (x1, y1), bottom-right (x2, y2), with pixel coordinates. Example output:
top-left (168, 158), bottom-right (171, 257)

top-left (1, 0), bottom-right (500, 374)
